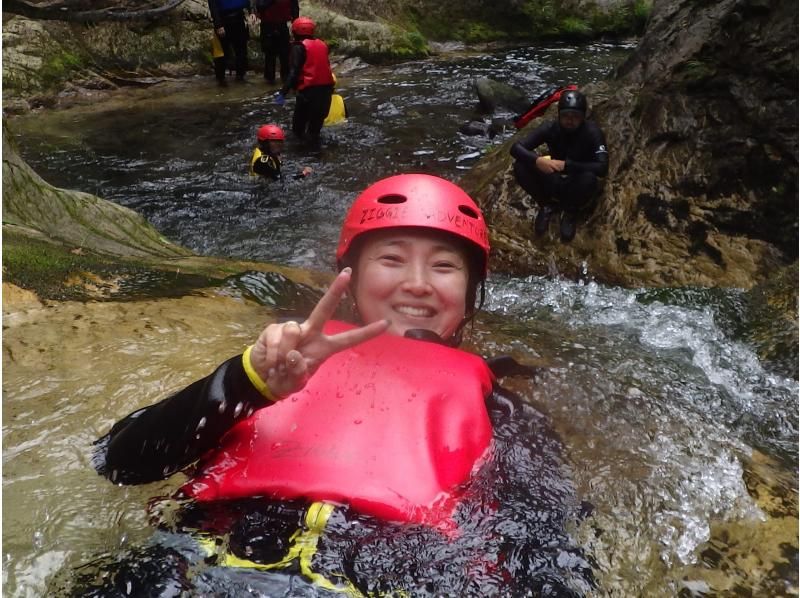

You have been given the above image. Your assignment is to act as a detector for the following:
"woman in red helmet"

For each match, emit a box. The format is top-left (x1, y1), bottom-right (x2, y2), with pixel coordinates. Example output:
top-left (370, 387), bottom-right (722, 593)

top-left (250, 123), bottom-right (312, 180)
top-left (89, 174), bottom-right (593, 596)
top-left (275, 16), bottom-right (335, 146)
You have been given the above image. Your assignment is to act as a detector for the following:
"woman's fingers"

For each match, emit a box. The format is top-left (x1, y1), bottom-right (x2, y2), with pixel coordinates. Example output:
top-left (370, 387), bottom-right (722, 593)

top-left (277, 321), bottom-right (302, 363)
top-left (302, 268), bottom-right (352, 336)
top-left (325, 319), bottom-right (391, 355)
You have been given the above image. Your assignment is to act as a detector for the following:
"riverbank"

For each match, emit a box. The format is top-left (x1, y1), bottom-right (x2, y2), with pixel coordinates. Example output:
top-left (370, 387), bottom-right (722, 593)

top-left (2, 0), bottom-right (647, 114)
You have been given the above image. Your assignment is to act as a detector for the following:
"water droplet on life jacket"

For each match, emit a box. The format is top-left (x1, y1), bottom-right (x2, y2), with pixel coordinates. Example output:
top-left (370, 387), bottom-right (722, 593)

top-left (353, 419), bottom-right (362, 425)
top-left (196, 417), bottom-right (207, 430)
top-left (291, 396), bottom-right (299, 402)
top-left (234, 402), bottom-right (243, 417)
top-left (218, 400), bottom-right (227, 414)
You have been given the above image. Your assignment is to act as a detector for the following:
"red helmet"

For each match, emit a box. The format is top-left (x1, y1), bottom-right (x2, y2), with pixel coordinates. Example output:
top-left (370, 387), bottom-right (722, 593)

top-left (291, 16), bottom-right (315, 37)
top-left (336, 174), bottom-right (490, 276)
top-left (257, 124), bottom-right (285, 141)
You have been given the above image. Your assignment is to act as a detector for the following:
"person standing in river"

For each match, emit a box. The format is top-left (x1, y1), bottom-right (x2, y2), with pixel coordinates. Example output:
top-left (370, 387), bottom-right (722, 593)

top-left (274, 16), bottom-right (334, 147)
top-left (254, 0), bottom-right (299, 85)
top-left (510, 89), bottom-right (608, 242)
top-left (208, 0), bottom-right (253, 85)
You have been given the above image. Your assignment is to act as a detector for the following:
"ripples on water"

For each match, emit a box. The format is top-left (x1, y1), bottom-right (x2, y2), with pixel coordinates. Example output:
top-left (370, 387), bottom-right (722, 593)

top-left (485, 275), bottom-right (798, 594)
top-left (7, 40), bottom-right (798, 596)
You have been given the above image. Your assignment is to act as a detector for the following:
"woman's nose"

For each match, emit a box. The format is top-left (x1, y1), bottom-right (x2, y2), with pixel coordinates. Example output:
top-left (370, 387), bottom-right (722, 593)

top-left (401, 264), bottom-right (432, 294)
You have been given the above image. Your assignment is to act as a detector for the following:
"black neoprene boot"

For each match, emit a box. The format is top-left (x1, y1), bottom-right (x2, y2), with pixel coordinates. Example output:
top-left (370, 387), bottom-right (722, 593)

top-left (560, 212), bottom-right (577, 243)
top-left (534, 206), bottom-right (553, 236)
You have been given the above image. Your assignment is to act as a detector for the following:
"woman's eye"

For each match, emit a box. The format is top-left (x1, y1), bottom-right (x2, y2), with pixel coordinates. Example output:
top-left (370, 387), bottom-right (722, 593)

top-left (378, 254), bottom-right (403, 263)
top-left (433, 261), bottom-right (458, 270)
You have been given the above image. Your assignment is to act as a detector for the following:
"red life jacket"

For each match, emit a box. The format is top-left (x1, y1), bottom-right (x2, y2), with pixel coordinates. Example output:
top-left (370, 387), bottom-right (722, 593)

top-left (297, 38), bottom-right (334, 90)
top-left (258, 0), bottom-right (292, 23)
top-left (180, 321), bottom-right (495, 525)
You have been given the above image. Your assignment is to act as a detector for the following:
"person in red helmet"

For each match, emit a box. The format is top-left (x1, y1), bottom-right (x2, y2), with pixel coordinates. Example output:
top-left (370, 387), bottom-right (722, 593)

top-left (275, 16), bottom-right (334, 146)
top-left (250, 123), bottom-right (312, 180)
top-left (254, 0), bottom-right (299, 84)
top-left (88, 174), bottom-right (594, 596)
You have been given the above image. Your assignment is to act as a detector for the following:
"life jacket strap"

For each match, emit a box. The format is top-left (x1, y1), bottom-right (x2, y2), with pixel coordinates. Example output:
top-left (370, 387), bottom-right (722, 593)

top-left (196, 501), bottom-right (366, 596)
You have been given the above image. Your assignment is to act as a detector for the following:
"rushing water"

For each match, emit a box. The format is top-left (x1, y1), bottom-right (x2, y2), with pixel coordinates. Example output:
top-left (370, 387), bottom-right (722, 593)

top-left (5, 41), bottom-right (798, 596)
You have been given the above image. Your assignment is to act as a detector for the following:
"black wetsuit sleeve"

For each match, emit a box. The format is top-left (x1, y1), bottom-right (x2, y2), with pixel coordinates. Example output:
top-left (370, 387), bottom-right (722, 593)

top-left (281, 43), bottom-right (306, 95)
top-left (510, 121), bottom-right (554, 163)
top-left (93, 355), bottom-right (272, 485)
top-left (290, 0), bottom-right (299, 19)
top-left (564, 122), bottom-right (609, 177)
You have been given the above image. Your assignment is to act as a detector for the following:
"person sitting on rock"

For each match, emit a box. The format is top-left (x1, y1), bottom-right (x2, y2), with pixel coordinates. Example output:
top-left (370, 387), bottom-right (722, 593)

top-left (510, 89), bottom-right (608, 243)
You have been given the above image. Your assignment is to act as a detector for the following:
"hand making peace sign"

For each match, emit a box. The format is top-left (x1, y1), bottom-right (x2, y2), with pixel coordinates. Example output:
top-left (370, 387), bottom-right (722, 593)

top-left (248, 268), bottom-right (391, 398)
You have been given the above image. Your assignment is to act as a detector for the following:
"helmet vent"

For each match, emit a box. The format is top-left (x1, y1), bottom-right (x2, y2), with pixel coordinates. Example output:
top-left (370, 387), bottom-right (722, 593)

top-left (376, 194), bottom-right (407, 204)
top-left (458, 205), bottom-right (479, 219)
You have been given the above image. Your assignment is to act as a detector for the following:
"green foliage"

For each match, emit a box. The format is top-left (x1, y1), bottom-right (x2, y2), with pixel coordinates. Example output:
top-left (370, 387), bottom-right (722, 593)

top-left (560, 17), bottom-right (593, 37)
top-left (38, 49), bottom-right (86, 87)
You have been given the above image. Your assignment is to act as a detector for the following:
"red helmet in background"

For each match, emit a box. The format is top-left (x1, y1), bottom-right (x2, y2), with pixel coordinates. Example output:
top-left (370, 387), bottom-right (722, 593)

top-left (291, 17), bottom-right (315, 37)
top-left (257, 124), bottom-right (285, 141)
top-left (336, 174), bottom-right (490, 276)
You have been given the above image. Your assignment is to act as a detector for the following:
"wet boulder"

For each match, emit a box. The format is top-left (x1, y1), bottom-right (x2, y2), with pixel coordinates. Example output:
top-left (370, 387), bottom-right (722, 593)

top-left (473, 77), bottom-right (530, 115)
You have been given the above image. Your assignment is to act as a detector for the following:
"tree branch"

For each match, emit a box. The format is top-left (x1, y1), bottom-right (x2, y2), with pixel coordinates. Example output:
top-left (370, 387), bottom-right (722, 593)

top-left (5, 0), bottom-right (187, 22)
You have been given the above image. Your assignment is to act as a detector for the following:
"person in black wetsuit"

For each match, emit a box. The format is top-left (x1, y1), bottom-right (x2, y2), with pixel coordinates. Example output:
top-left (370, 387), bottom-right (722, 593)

top-left (254, 0), bottom-right (299, 84)
top-left (510, 89), bottom-right (609, 242)
top-left (250, 123), bottom-right (312, 180)
top-left (274, 16), bottom-right (334, 146)
top-left (208, 0), bottom-right (253, 85)
top-left (78, 175), bottom-right (595, 597)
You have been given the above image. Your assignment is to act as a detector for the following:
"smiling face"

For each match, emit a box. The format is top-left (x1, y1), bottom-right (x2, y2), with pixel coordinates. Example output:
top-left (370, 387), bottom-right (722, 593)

top-left (352, 228), bottom-right (470, 340)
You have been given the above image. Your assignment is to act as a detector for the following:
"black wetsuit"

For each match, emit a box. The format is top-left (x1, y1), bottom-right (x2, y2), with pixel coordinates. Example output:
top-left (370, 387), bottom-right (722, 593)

top-left (208, 0), bottom-right (250, 82)
top-left (281, 40), bottom-right (334, 145)
top-left (84, 337), bottom-right (595, 597)
top-left (257, 0), bottom-right (299, 83)
top-left (511, 119), bottom-right (608, 213)
top-left (251, 148), bottom-right (310, 181)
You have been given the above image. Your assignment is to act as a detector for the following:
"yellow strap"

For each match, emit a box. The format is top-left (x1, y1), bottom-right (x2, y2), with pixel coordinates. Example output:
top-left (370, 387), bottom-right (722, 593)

top-left (242, 345), bottom-right (277, 402)
top-left (196, 502), bottom-right (365, 596)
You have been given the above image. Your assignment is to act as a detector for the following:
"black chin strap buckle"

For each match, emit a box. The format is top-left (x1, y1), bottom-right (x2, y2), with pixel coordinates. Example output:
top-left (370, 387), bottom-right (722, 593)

top-left (403, 329), bottom-right (448, 346)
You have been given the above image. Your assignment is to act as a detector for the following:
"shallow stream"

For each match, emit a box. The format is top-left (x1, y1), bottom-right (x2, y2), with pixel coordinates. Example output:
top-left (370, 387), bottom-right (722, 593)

top-left (5, 42), bottom-right (797, 596)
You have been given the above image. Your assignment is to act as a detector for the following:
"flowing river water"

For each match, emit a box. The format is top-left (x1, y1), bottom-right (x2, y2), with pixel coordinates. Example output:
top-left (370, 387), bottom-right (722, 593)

top-left (4, 42), bottom-right (798, 596)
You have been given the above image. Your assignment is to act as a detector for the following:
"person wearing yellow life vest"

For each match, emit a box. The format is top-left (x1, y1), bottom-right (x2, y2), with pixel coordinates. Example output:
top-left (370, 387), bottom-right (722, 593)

top-left (274, 16), bottom-right (334, 146)
top-left (250, 123), bottom-right (312, 180)
top-left (89, 175), bottom-right (595, 596)
top-left (254, 0), bottom-right (299, 84)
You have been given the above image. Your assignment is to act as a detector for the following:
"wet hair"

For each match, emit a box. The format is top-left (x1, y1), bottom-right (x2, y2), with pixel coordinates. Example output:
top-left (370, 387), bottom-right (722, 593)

top-left (339, 228), bottom-right (485, 346)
